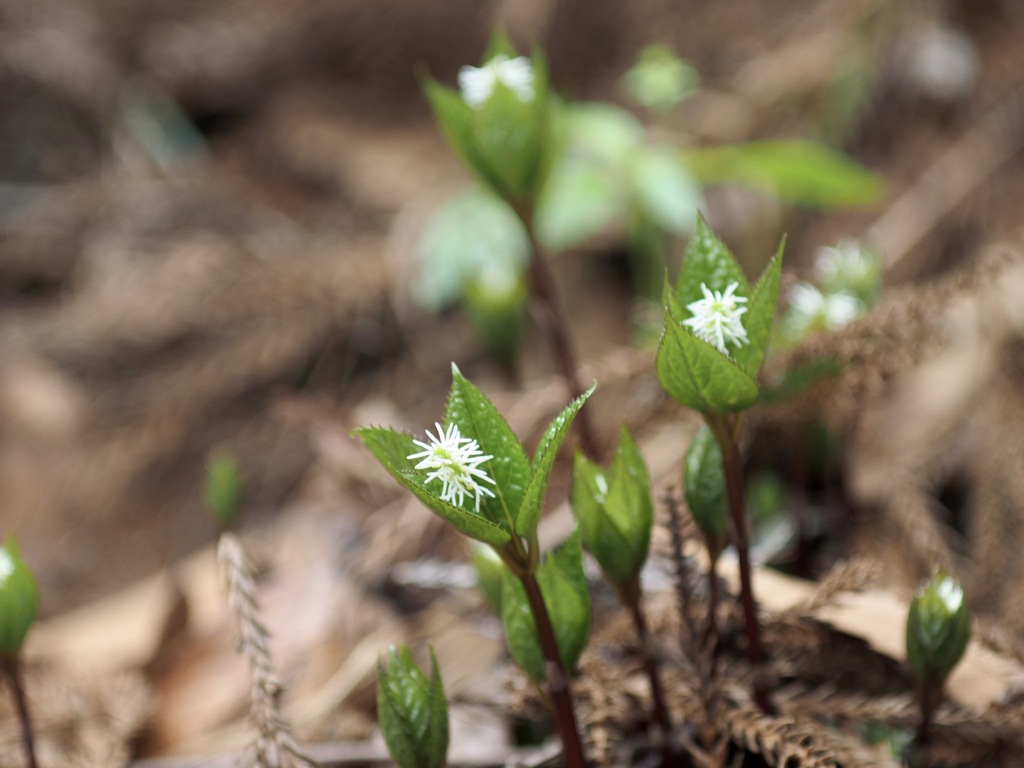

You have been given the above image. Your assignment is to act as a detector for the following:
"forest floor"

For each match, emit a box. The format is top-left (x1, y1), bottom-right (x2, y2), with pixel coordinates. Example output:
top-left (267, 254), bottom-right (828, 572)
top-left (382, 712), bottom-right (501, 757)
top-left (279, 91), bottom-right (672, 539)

top-left (3, 0), bottom-right (1024, 766)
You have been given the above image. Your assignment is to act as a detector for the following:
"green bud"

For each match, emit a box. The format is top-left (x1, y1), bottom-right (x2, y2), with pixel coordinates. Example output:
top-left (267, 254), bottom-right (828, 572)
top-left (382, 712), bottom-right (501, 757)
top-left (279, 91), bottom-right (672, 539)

top-left (683, 425), bottom-right (729, 557)
top-left (470, 543), bottom-right (506, 613)
top-left (0, 537), bottom-right (39, 657)
top-left (377, 645), bottom-right (449, 768)
top-left (204, 452), bottom-right (243, 525)
top-left (623, 45), bottom-right (699, 113)
top-left (905, 573), bottom-right (970, 691)
top-left (571, 426), bottom-right (653, 586)
top-left (424, 34), bottom-right (554, 208)
top-left (461, 261), bottom-right (528, 365)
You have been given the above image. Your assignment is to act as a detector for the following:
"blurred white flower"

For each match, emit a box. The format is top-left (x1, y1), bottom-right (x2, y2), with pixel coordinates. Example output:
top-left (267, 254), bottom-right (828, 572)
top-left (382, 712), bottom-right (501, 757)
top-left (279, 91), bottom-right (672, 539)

top-left (787, 282), bottom-right (863, 332)
top-left (458, 54), bottom-right (535, 109)
top-left (683, 281), bottom-right (749, 354)
top-left (407, 422), bottom-right (497, 512)
top-left (814, 239), bottom-right (875, 290)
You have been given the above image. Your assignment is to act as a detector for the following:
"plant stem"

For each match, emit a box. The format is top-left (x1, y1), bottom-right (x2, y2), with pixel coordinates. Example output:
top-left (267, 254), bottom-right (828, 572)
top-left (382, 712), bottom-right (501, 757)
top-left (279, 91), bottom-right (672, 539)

top-left (706, 413), bottom-right (774, 714)
top-left (514, 205), bottom-right (601, 459)
top-left (618, 577), bottom-right (674, 768)
top-left (703, 555), bottom-right (720, 659)
top-left (1, 654), bottom-right (38, 768)
top-left (519, 572), bottom-right (589, 768)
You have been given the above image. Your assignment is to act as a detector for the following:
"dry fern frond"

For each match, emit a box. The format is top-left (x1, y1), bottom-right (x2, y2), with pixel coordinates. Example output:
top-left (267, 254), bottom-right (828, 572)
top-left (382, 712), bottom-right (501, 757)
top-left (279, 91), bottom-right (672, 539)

top-left (219, 533), bottom-right (317, 768)
top-left (776, 559), bottom-right (882, 621)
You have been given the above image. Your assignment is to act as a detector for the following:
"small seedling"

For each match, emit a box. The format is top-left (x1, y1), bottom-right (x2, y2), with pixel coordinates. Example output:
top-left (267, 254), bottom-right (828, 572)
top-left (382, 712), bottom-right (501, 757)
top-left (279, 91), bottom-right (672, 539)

top-left (377, 645), bottom-right (449, 768)
top-left (906, 572), bottom-right (970, 750)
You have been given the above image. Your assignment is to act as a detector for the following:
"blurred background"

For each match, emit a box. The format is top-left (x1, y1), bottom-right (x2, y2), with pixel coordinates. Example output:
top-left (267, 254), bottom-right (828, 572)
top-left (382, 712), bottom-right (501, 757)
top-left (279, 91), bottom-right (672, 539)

top-left (2, 0), bottom-right (1023, 635)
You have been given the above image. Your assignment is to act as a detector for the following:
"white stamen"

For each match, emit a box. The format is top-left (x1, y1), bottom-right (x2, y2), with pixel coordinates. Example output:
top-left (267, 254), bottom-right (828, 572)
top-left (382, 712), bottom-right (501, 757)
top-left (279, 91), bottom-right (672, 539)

top-left (682, 281), bottom-right (749, 354)
top-left (407, 422), bottom-right (497, 512)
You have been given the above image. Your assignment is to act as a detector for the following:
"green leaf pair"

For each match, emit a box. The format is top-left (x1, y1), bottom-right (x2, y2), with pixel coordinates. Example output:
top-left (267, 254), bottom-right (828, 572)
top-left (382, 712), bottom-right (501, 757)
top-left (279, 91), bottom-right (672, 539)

top-left (377, 645), bottom-right (449, 768)
top-left (0, 537), bottom-right (39, 658)
top-left (489, 531), bottom-right (591, 684)
top-left (355, 365), bottom-right (593, 547)
top-left (571, 427), bottom-right (653, 587)
top-left (656, 214), bottom-right (784, 414)
top-left (424, 35), bottom-right (553, 209)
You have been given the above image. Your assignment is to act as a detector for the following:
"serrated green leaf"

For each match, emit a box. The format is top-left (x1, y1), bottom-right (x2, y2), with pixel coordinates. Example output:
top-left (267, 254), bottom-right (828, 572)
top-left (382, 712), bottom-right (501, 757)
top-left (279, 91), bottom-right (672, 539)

top-left (515, 384), bottom-right (596, 539)
top-left (444, 366), bottom-right (531, 534)
top-left (656, 282), bottom-right (760, 413)
top-left (684, 140), bottom-right (883, 208)
top-left (500, 572), bottom-right (546, 683)
top-left (676, 214), bottom-right (750, 305)
top-left (730, 237), bottom-right (784, 377)
top-left (538, 530), bottom-right (591, 673)
top-left (603, 427), bottom-right (653, 573)
top-left (630, 145), bottom-right (701, 237)
top-left (354, 427), bottom-right (512, 547)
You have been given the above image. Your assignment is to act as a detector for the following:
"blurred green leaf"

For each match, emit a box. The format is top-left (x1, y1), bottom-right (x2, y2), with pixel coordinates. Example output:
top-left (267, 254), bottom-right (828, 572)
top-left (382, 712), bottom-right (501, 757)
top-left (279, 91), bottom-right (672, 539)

top-left (414, 187), bottom-right (528, 310)
top-left (204, 453), bottom-right (243, 525)
top-left (685, 140), bottom-right (883, 208)
top-left (630, 145), bottom-right (701, 236)
top-left (0, 536), bottom-right (38, 657)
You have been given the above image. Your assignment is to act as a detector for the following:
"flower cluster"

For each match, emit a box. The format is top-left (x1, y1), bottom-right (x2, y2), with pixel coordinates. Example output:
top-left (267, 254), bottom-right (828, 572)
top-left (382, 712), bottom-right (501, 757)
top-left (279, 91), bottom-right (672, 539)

top-left (457, 54), bottom-right (535, 109)
top-left (683, 281), bottom-right (750, 354)
top-left (407, 422), bottom-right (496, 512)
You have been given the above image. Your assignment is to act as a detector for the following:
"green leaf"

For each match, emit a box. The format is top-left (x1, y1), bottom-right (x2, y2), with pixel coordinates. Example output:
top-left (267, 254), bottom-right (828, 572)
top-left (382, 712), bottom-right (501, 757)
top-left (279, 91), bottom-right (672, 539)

top-left (730, 236), bottom-right (784, 378)
top-left (445, 365), bottom-right (532, 534)
top-left (683, 425), bottom-right (729, 549)
top-left (537, 529), bottom-right (591, 673)
top-left (656, 281), bottom-right (760, 413)
top-left (499, 531), bottom-right (592, 684)
top-left (377, 645), bottom-right (449, 768)
top-left (470, 543), bottom-right (506, 613)
top-left (535, 157), bottom-right (624, 251)
top-left (675, 214), bottom-right (750, 306)
top-left (571, 427), bottom-right (652, 586)
top-left (353, 427), bottom-right (512, 547)
top-left (515, 383), bottom-right (596, 539)
top-left (630, 145), bottom-right (702, 237)
top-left (684, 140), bottom-right (884, 208)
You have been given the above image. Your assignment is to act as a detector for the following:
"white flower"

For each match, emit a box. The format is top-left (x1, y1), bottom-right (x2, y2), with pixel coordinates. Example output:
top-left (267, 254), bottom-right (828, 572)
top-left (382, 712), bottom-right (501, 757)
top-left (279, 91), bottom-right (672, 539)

top-left (457, 54), bottom-right (535, 109)
top-left (407, 422), bottom-right (497, 512)
top-left (682, 281), bottom-right (749, 354)
top-left (787, 282), bottom-right (862, 331)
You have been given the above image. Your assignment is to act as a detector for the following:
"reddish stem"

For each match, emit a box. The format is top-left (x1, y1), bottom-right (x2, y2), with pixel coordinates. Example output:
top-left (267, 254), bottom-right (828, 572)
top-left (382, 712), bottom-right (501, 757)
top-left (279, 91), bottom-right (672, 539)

top-left (519, 572), bottom-right (589, 768)
top-left (618, 577), bottom-right (674, 768)
top-left (707, 413), bottom-right (774, 714)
